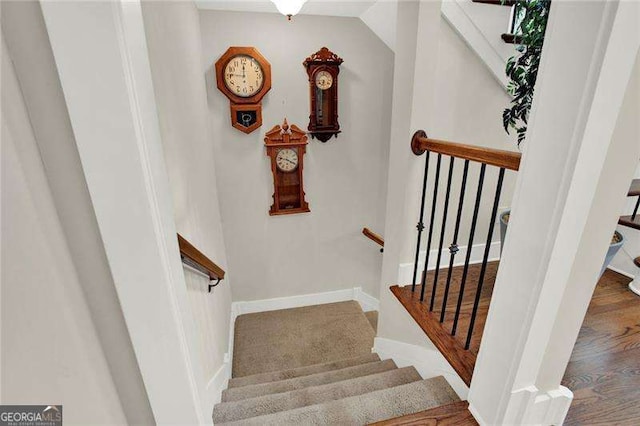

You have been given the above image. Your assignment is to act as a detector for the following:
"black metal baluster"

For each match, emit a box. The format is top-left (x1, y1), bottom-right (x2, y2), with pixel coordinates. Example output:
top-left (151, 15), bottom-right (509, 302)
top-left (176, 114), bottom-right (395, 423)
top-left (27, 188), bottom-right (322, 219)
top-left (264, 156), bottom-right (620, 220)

top-left (430, 157), bottom-right (455, 311)
top-left (452, 163), bottom-right (486, 336)
top-left (440, 160), bottom-right (469, 323)
top-left (412, 152), bottom-right (430, 292)
top-left (465, 168), bottom-right (505, 349)
top-left (420, 154), bottom-right (442, 303)
top-left (632, 196), bottom-right (640, 221)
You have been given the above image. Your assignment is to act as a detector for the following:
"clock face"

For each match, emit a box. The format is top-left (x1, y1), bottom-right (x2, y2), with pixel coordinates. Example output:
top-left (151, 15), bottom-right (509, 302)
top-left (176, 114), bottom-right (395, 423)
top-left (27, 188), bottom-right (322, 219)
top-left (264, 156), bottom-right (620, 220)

top-left (224, 54), bottom-right (264, 97)
top-left (276, 148), bottom-right (299, 172)
top-left (315, 71), bottom-right (333, 90)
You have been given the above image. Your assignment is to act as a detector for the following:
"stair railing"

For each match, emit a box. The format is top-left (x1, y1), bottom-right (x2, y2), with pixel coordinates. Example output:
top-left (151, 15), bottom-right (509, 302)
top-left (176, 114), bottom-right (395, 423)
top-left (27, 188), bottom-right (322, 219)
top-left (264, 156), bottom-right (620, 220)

top-left (177, 233), bottom-right (225, 292)
top-left (410, 131), bottom-right (520, 350)
top-left (362, 227), bottom-right (385, 253)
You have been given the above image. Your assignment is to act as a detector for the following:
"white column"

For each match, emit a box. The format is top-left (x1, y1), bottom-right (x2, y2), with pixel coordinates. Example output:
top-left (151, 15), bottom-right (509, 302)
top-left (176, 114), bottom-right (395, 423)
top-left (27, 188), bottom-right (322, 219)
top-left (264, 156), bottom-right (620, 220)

top-left (378, 0), bottom-right (443, 340)
top-left (468, 2), bottom-right (640, 425)
top-left (40, 1), bottom-right (207, 424)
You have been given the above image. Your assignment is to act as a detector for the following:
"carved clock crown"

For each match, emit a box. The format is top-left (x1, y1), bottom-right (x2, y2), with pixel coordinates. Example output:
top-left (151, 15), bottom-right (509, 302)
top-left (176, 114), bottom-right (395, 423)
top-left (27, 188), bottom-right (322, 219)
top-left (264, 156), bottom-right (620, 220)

top-left (303, 47), bottom-right (344, 67)
top-left (264, 119), bottom-right (308, 145)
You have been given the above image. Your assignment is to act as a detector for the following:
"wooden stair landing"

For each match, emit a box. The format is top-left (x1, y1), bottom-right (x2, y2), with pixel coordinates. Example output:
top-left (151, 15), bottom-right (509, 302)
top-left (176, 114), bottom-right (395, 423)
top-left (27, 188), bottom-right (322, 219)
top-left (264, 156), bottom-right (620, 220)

top-left (390, 262), bottom-right (499, 385)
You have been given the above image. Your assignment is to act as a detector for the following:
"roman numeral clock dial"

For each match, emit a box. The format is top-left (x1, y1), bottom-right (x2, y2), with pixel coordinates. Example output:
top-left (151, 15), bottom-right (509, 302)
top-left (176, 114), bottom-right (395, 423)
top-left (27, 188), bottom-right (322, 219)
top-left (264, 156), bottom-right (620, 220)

top-left (215, 47), bottom-right (271, 134)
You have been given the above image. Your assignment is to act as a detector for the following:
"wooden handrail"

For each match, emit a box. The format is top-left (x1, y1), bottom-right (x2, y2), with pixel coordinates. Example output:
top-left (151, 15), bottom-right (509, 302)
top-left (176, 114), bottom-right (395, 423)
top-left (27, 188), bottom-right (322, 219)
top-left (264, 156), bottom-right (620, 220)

top-left (411, 130), bottom-right (521, 171)
top-left (177, 234), bottom-right (225, 283)
top-left (362, 227), bottom-right (384, 248)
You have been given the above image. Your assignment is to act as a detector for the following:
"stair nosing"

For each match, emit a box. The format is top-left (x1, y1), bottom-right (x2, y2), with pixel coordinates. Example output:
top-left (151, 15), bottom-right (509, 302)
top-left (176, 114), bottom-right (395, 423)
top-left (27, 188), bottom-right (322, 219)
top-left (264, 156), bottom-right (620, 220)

top-left (213, 366), bottom-right (423, 424)
top-left (227, 353), bottom-right (381, 389)
top-left (217, 375), bottom-right (460, 426)
top-left (221, 359), bottom-right (398, 403)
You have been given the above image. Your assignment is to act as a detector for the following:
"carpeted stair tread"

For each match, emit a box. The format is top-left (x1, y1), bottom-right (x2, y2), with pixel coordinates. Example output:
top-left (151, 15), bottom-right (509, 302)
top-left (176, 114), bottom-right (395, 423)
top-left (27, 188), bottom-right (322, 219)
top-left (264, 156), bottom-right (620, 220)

top-left (213, 366), bottom-right (422, 423)
top-left (221, 359), bottom-right (397, 402)
top-left (365, 311), bottom-right (378, 333)
top-left (233, 301), bottom-right (374, 377)
top-left (227, 353), bottom-right (381, 389)
top-left (218, 376), bottom-right (460, 425)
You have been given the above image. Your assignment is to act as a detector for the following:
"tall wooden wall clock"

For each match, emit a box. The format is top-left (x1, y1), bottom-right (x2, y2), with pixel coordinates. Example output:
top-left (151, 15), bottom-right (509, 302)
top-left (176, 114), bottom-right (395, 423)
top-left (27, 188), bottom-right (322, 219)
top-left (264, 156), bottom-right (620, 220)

top-left (303, 47), bottom-right (343, 142)
top-left (215, 47), bottom-right (271, 134)
top-left (264, 119), bottom-right (310, 216)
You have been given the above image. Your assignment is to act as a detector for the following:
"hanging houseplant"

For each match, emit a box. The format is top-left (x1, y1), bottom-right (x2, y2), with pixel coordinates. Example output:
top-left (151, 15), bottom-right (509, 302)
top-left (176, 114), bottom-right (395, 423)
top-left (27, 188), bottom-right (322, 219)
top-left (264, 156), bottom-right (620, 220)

top-left (502, 0), bottom-right (551, 146)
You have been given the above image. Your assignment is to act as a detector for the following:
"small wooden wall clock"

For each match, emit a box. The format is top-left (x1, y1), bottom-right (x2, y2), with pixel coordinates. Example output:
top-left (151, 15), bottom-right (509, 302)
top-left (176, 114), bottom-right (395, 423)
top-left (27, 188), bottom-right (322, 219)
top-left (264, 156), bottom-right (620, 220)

top-left (264, 119), bottom-right (310, 216)
top-left (215, 47), bottom-right (271, 134)
top-left (303, 47), bottom-right (343, 142)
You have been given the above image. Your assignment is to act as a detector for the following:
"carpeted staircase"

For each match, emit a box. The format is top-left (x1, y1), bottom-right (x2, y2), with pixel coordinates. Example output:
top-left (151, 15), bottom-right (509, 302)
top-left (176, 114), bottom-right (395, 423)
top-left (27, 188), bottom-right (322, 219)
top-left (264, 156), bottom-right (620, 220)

top-left (214, 301), bottom-right (460, 425)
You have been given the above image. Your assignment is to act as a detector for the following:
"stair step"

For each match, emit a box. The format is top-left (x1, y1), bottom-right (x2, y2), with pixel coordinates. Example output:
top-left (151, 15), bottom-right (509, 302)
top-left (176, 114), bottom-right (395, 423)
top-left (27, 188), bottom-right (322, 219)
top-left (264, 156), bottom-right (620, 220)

top-left (214, 366), bottom-right (422, 423)
top-left (619, 215), bottom-right (640, 230)
top-left (218, 376), bottom-right (460, 426)
top-left (369, 400), bottom-right (476, 426)
top-left (227, 353), bottom-right (380, 389)
top-left (628, 179), bottom-right (640, 196)
top-left (221, 359), bottom-right (397, 403)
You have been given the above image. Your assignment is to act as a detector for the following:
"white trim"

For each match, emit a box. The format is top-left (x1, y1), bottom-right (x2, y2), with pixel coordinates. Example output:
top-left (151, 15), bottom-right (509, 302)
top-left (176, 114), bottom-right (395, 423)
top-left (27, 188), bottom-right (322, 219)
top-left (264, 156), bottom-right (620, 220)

top-left (231, 287), bottom-right (379, 320)
top-left (629, 276), bottom-right (640, 297)
top-left (373, 337), bottom-right (469, 400)
top-left (605, 265), bottom-right (635, 279)
top-left (441, 0), bottom-right (509, 90)
top-left (354, 287), bottom-right (381, 312)
top-left (397, 241), bottom-right (501, 284)
top-left (467, 403), bottom-right (489, 426)
top-left (203, 353), bottom-right (231, 415)
top-left (498, 385), bottom-right (573, 425)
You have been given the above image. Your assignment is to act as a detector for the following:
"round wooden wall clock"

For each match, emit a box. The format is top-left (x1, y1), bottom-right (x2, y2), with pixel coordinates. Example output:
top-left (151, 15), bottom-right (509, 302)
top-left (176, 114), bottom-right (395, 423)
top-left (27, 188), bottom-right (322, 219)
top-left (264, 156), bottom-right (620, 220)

top-left (215, 47), bottom-right (271, 134)
top-left (264, 119), bottom-right (310, 216)
top-left (303, 47), bottom-right (343, 142)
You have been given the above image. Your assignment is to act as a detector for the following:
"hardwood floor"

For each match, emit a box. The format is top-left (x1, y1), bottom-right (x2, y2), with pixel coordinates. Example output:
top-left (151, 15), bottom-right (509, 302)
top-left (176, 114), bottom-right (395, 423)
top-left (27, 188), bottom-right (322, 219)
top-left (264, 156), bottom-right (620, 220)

top-left (562, 270), bottom-right (640, 425)
top-left (392, 262), bottom-right (640, 425)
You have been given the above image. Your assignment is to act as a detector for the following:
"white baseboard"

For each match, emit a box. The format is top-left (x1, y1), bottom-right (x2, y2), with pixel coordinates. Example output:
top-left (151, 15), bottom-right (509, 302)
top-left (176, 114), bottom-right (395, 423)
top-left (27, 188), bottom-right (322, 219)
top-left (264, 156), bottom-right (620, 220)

top-left (470, 385), bottom-right (572, 426)
top-left (606, 265), bottom-right (635, 279)
top-left (231, 287), bottom-right (379, 321)
top-left (495, 385), bottom-right (573, 426)
top-left (398, 241), bottom-right (501, 285)
top-left (202, 353), bottom-right (230, 420)
top-left (373, 337), bottom-right (469, 400)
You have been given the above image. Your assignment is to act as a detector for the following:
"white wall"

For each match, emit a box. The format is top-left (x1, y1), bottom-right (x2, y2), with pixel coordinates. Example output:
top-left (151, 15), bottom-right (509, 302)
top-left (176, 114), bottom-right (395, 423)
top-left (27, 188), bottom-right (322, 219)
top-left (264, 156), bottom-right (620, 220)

top-left (1, 2), bottom-right (154, 423)
top-left (142, 0), bottom-right (233, 395)
top-left (1, 37), bottom-right (130, 425)
top-left (199, 11), bottom-right (393, 301)
top-left (398, 16), bottom-right (519, 276)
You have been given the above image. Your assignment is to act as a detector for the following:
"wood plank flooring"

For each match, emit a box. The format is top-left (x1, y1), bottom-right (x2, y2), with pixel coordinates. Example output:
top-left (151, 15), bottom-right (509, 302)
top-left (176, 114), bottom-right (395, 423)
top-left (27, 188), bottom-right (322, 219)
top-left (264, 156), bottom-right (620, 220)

top-left (392, 262), bottom-right (640, 425)
top-left (562, 270), bottom-right (640, 425)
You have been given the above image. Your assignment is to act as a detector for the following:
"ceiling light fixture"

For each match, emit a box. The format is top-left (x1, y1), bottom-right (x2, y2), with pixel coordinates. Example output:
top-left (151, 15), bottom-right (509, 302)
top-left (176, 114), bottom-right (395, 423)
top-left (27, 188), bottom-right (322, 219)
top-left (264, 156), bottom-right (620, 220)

top-left (271, 0), bottom-right (307, 20)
